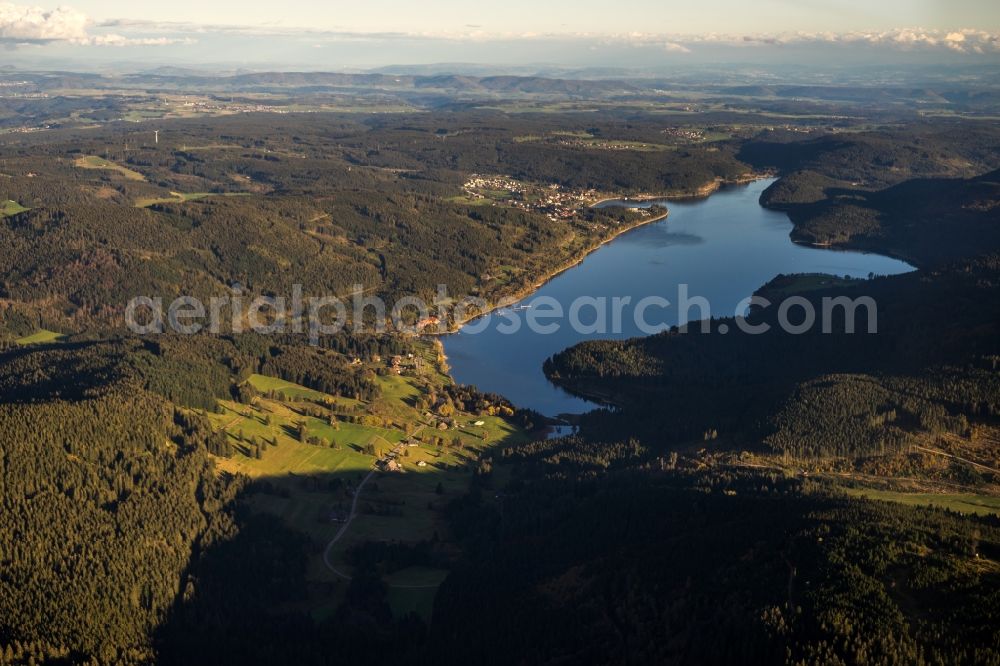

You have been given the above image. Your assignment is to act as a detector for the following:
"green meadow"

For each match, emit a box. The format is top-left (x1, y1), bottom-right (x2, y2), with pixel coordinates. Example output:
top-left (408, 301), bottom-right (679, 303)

top-left (134, 191), bottom-right (252, 207)
top-left (843, 486), bottom-right (1000, 517)
top-left (0, 200), bottom-right (28, 217)
top-left (208, 350), bottom-right (528, 618)
top-left (14, 329), bottom-right (64, 346)
top-left (73, 155), bottom-right (146, 181)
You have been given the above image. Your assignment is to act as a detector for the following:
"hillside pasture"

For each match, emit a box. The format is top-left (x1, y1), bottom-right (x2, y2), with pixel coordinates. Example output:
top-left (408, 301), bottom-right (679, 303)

top-left (134, 191), bottom-right (251, 207)
top-left (208, 366), bottom-right (529, 605)
top-left (73, 155), bottom-right (146, 181)
top-left (14, 329), bottom-right (64, 346)
top-left (0, 200), bottom-right (28, 217)
top-left (842, 486), bottom-right (1000, 517)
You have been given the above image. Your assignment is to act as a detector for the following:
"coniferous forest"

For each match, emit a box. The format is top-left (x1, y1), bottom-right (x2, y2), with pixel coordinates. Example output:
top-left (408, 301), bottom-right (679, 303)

top-left (0, 64), bottom-right (999, 666)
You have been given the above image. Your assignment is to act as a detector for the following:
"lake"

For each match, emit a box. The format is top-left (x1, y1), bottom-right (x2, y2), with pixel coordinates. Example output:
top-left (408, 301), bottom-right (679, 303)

top-left (442, 178), bottom-right (915, 417)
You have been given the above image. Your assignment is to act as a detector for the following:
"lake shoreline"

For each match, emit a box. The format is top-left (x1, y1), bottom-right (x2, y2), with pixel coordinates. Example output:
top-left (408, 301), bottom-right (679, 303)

top-left (588, 171), bottom-right (770, 208)
top-left (440, 176), bottom-right (915, 417)
top-left (426, 209), bottom-right (670, 335)
top-left (432, 172), bottom-right (772, 335)
top-left (789, 237), bottom-right (924, 272)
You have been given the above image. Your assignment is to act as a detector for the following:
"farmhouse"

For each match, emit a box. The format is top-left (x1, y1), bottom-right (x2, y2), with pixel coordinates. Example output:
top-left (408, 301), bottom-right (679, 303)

top-left (378, 459), bottom-right (403, 473)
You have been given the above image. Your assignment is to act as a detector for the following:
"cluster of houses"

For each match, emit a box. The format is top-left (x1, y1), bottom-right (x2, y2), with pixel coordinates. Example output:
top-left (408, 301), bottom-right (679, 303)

top-left (661, 127), bottom-right (706, 141)
top-left (387, 352), bottom-right (423, 375)
top-left (555, 138), bottom-right (653, 151)
top-left (462, 175), bottom-right (526, 197)
top-left (375, 435), bottom-right (431, 472)
top-left (530, 185), bottom-right (596, 222)
top-left (462, 174), bottom-right (600, 223)
top-left (178, 99), bottom-right (288, 114)
top-left (8, 125), bottom-right (47, 134)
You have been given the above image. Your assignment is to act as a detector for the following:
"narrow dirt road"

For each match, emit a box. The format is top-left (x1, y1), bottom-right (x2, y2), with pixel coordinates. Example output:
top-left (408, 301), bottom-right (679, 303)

top-left (322, 466), bottom-right (378, 580)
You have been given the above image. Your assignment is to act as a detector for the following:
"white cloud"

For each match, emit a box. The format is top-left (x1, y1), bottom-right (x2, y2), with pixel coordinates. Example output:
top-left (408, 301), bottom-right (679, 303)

top-left (695, 28), bottom-right (1000, 54)
top-left (846, 28), bottom-right (997, 54)
top-left (84, 21), bottom-right (997, 55)
top-left (0, 2), bottom-right (88, 42)
top-left (1, 8), bottom-right (997, 57)
top-left (0, 2), bottom-right (192, 46)
top-left (662, 41), bottom-right (691, 53)
top-left (449, 27), bottom-right (999, 55)
top-left (82, 33), bottom-right (195, 46)
top-left (592, 32), bottom-right (692, 54)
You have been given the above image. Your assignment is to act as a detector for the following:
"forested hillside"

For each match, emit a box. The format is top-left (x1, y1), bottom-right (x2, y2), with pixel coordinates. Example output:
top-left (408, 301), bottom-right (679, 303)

top-left (0, 342), bottom-right (229, 663)
top-left (1, 104), bottom-right (999, 664)
top-left (431, 457), bottom-right (1000, 665)
top-left (0, 112), bottom-right (751, 336)
top-left (434, 136), bottom-right (1000, 664)
top-left (546, 256), bottom-right (1000, 456)
top-left (0, 331), bottom-right (436, 663)
top-left (548, 137), bottom-right (1000, 458)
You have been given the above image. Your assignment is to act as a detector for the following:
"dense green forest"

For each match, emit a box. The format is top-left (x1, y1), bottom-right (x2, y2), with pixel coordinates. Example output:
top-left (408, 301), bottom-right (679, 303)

top-left (431, 457), bottom-right (1000, 665)
top-left (0, 332), bottom-right (440, 663)
top-left (0, 111), bottom-right (748, 336)
top-left (1, 101), bottom-right (999, 664)
top-left (6, 330), bottom-right (995, 665)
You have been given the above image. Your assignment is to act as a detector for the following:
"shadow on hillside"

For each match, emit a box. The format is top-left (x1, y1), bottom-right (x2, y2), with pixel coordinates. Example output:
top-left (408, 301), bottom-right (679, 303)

top-left (0, 340), bottom-right (121, 403)
top-left (749, 168), bottom-right (1000, 267)
top-left (153, 425), bottom-right (527, 666)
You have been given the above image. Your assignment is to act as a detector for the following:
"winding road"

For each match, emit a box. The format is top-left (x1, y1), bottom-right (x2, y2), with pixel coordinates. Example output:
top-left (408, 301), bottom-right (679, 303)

top-left (322, 465), bottom-right (379, 580)
top-left (321, 424), bottom-right (440, 588)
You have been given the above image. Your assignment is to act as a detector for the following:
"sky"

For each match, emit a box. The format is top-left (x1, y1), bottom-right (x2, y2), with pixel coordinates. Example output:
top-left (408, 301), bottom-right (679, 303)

top-left (1, 0), bottom-right (999, 70)
top-left (41, 0), bottom-right (1000, 35)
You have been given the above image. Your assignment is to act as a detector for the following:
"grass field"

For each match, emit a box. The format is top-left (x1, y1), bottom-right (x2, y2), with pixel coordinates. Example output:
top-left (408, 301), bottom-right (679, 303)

top-left (247, 373), bottom-right (331, 401)
top-left (445, 194), bottom-right (494, 206)
top-left (208, 342), bottom-right (529, 616)
top-left (0, 200), bottom-right (28, 217)
top-left (14, 329), bottom-right (64, 346)
top-left (385, 567), bottom-right (451, 618)
top-left (134, 191), bottom-right (251, 207)
top-left (843, 486), bottom-right (1000, 517)
top-left (511, 132), bottom-right (671, 152)
top-left (73, 155), bottom-right (146, 181)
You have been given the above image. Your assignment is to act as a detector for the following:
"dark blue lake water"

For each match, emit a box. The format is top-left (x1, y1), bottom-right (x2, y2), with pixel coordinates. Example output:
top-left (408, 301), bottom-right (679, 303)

top-left (442, 178), bottom-right (914, 416)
